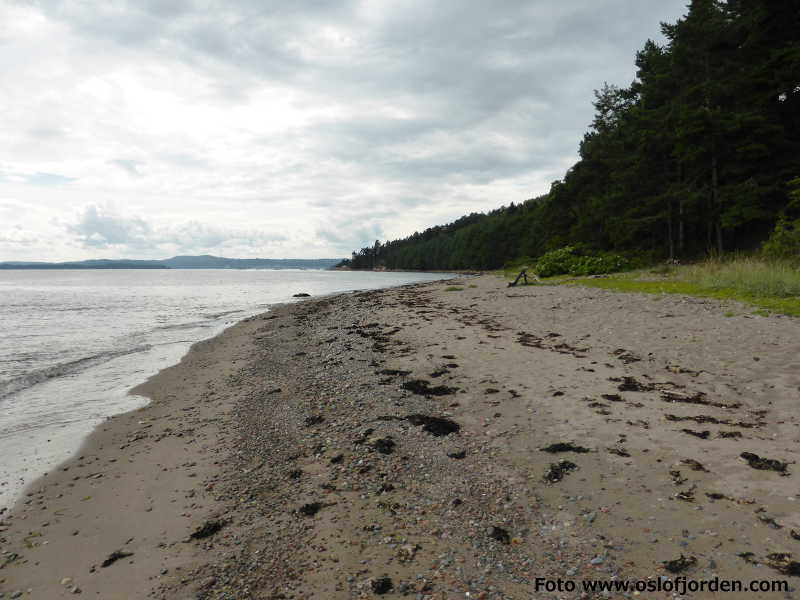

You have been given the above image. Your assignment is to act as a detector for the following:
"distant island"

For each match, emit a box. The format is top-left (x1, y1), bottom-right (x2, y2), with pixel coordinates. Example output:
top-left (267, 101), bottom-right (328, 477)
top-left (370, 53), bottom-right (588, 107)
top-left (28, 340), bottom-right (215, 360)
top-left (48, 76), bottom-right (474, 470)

top-left (0, 255), bottom-right (343, 270)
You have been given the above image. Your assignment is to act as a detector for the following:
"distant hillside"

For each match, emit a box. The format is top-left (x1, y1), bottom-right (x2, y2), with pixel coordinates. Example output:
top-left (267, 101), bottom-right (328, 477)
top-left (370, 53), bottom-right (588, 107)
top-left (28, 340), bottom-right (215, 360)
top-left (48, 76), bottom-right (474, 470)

top-left (0, 260), bottom-right (167, 270)
top-left (160, 255), bottom-right (342, 269)
top-left (0, 255), bottom-right (343, 270)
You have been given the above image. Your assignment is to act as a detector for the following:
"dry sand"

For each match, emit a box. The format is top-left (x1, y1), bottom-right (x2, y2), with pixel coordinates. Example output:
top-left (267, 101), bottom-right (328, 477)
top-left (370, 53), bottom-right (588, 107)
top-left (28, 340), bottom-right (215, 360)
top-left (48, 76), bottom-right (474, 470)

top-left (2, 274), bottom-right (799, 599)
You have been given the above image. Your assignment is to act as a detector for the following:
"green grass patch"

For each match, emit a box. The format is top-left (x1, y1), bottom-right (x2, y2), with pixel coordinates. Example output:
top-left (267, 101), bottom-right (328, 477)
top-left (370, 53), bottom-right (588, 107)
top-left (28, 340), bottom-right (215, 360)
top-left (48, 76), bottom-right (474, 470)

top-left (568, 261), bottom-right (800, 317)
top-left (682, 257), bottom-right (800, 297)
top-left (445, 286), bottom-right (464, 291)
top-left (497, 254), bottom-right (800, 317)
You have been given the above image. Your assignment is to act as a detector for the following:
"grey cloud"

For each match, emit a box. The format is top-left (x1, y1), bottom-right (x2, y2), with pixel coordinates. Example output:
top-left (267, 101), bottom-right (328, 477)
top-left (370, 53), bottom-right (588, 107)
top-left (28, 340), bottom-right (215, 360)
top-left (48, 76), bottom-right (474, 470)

top-left (317, 219), bottom-right (384, 254)
top-left (156, 152), bottom-right (209, 169)
top-left (0, 201), bottom-right (31, 220)
top-left (68, 205), bottom-right (152, 248)
top-left (109, 159), bottom-right (144, 177)
top-left (7, 0), bottom-right (688, 260)
top-left (165, 221), bottom-right (287, 250)
top-left (67, 205), bottom-right (286, 253)
top-left (0, 227), bottom-right (37, 246)
top-left (36, 0), bottom-right (681, 107)
top-left (27, 127), bottom-right (68, 139)
top-left (306, 105), bottom-right (576, 184)
top-left (35, 1), bottom-right (686, 145)
top-left (39, 1), bottom-right (167, 46)
top-left (0, 166), bottom-right (75, 186)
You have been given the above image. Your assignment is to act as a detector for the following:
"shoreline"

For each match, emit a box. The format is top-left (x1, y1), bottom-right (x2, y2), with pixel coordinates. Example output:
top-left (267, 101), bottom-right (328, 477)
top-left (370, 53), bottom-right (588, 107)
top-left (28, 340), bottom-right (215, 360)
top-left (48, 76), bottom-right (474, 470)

top-left (0, 306), bottom-right (271, 598)
top-left (334, 267), bottom-right (484, 275)
top-left (0, 272), bottom-right (455, 517)
top-left (2, 274), bottom-right (799, 598)
top-left (0, 306), bottom-right (256, 517)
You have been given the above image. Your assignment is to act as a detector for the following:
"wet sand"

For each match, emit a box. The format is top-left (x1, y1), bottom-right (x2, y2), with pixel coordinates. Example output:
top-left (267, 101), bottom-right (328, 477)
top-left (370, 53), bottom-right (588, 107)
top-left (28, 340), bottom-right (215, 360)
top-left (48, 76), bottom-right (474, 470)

top-left (2, 274), bottom-right (799, 599)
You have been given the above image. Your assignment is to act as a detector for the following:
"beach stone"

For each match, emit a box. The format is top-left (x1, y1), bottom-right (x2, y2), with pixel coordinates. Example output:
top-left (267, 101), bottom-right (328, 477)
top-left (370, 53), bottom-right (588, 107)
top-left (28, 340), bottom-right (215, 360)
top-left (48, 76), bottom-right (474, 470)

top-left (371, 576), bottom-right (393, 594)
top-left (61, 577), bottom-right (74, 586)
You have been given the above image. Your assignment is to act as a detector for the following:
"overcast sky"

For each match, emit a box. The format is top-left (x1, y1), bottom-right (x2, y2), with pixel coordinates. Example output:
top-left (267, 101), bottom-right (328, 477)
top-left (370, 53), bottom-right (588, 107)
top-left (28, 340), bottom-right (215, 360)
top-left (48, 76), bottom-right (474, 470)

top-left (1, 0), bottom-right (688, 261)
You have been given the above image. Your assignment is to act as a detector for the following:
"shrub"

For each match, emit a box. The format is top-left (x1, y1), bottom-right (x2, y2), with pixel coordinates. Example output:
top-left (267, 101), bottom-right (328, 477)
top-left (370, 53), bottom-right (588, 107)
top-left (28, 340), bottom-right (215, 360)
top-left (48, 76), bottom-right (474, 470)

top-left (762, 218), bottom-right (800, 261)
top-left (569, 253), bottom-right (631, 276)
top-left (534, 246), bottom-right (630, 277)
top-left (534, 246), bottom-right (582, 277)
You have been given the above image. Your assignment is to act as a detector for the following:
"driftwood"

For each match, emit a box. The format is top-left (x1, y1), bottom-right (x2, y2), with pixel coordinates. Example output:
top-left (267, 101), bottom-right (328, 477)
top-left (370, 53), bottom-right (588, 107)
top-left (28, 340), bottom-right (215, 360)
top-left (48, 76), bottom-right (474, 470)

top-left (508, 268), bottom-right (540, 287)
top-left (508, 269), bottom-right (528, 287)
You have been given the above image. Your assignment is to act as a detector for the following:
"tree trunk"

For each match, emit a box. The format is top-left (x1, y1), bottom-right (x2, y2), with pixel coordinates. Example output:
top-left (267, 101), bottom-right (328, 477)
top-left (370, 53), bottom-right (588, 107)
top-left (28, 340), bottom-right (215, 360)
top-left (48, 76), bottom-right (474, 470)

top-left (704, 51), bottom-right (723, 255)
top-left (665, 156), bottom-right (674, 260)
top-left (667, 203), bottom-right (674, 260)
top-left (678, 163), bottom-right (685, 255)
top-left (711, 138), bottom-right (722, 254)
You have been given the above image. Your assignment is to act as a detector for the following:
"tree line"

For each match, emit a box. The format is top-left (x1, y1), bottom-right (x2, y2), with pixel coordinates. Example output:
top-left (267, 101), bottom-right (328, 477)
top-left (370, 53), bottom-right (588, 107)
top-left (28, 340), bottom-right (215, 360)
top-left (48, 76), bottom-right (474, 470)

top-left (341, 0), bottom-right (800, 271)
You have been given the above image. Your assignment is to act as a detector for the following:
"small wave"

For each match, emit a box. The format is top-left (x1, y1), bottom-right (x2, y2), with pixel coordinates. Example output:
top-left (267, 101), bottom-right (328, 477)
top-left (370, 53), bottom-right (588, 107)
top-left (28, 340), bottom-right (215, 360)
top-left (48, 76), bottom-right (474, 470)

top-left (150, 339), bottom-right (198, 346)
top-left (201, 309), bottom-right (244, 319)
top-left (0, 414), bottom-right (98, 437)
top-left (0, 345), bottom-right (153, 401)
top-left (153, 320), bottom-right (214, 332)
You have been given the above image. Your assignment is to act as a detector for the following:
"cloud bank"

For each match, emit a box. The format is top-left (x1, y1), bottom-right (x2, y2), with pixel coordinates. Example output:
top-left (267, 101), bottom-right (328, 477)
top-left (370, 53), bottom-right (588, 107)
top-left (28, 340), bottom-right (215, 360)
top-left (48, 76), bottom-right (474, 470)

top-left (0, 0), bottom-right (687, 260)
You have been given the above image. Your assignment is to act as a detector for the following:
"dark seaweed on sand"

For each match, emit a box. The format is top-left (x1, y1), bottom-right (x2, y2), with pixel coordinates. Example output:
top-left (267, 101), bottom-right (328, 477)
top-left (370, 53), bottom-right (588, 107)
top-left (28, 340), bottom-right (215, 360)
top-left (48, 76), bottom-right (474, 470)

top-left (740, 452), bottom-right (789, 474)
top-left (406, 414), bottom-right (460, 436)
top-left (681, 429), bottom-right (710, 439)
top-left (101, 550), bottom-right (134, 568)
top-left (615, 376), bottom-right (655, 392)
top-left (370, 437), bottom-right (396, 454)
top-left (304, 415), bottom-right (324, 427)
top-left (371, 577), bottom-right (394, 594)
top-left (601, 394), bottom-right (624, 402)
top-left (767, 554), bottom-right (800, 576)
top-left (540, 442), bottom-right (591, 454)
top-left (298, 502), bottom-right (324, 517)
top-left (663, 555), bottom-right (697, 573)
top-left (489, 526), bottom-right (511, 545)
top-left (543, 460), bottom-right (577, 483)
top-left (402, 379), bottom-right (458, 396)
top-left (190, 519), bottom-right (227, 540)
top-left (681, 458), bottom-right (708, 472)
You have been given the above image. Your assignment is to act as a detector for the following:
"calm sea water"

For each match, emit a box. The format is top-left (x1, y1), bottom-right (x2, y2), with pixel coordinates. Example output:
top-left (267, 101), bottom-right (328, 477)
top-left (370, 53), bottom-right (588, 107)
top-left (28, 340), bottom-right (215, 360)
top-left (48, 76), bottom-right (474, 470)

top-left (0, 268), bottom-right (450, 511)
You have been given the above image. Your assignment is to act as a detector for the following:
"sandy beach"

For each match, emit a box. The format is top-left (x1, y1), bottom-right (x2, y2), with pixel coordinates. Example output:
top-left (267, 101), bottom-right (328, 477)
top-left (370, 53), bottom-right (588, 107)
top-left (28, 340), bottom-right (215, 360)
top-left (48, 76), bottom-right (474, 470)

top-left (2, 274), bottom-right (800, 599)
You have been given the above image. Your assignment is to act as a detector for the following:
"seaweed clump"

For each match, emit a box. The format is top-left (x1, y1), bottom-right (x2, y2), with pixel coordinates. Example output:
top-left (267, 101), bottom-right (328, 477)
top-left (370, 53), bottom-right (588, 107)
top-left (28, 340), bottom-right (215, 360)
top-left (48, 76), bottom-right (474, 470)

top-left (741, 452), bottom-right (789, 474)
top-left (402, 379), bottom-right (458, 396)
top-left (406, 414), bottom-right (460, 436)
top-left (663, 555), bottom-right (697, 573)
top-left (543, 460), bottom-right (577, 483)
top-left (540, 442), bottom-right (591, 454)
